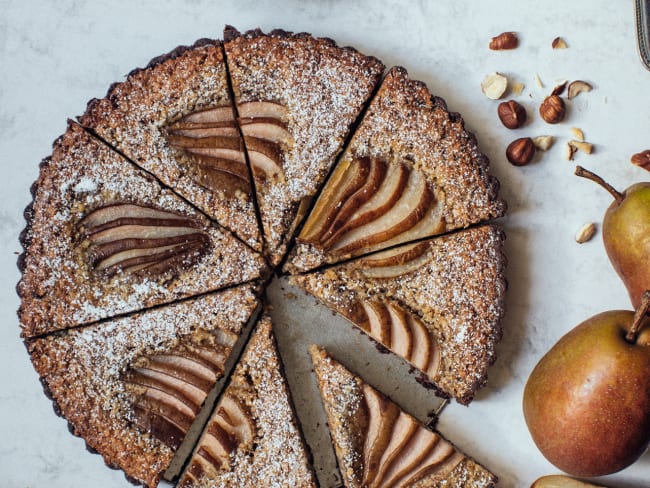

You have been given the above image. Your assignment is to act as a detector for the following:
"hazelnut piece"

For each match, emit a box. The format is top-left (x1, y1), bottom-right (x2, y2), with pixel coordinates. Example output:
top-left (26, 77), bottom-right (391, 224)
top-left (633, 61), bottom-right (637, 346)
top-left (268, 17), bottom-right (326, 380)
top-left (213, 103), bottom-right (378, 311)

top-left (552, 37), bottom-right (568, 49)
top-left (506, 137), bottom-right (536, 166)
top-left (498, 100), bottom-right (527, 129)
top-left (489, 32), bottom-right (518, 50)
top-left (567, 80), bottom-right (593, 99)
top-left (540, 95), bottom-right (566, 124)
top-left (631, 150), bottom-right (650, 171)
top-left (481, 72), bottom-right (508, 99)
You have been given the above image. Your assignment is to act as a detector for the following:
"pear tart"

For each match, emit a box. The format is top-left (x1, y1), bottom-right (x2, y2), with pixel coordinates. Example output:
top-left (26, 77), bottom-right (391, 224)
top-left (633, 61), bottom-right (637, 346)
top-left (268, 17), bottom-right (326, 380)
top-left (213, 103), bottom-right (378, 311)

top-left (179, 316), bottom-right (317, 488)
top-left (26, 285), bottom-right (261, 488)
top-left (287, 66), bottom-right (506, 273)
top-left (224, 26), bottom-right (385, 266)
top-left (18, 123), bottom-right (268, 338)
top-left (78, 39), bottom-right (261, 250)
top-left (310, 346), bottom-right (497, 488)
top-left (292, 225), bottom-right (506, 404)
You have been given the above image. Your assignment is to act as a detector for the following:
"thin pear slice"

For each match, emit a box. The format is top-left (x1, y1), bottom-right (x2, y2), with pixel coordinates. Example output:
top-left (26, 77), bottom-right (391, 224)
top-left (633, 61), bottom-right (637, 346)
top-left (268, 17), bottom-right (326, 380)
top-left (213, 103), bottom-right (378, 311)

top-left (126, 368), bottom-right (205, 411)
top-left (407, 314), bottom-right (440, 377)
top-left (362, 386), bottom-right (400, 486)
top-left (386, 304), bottom-right (413, 360)
top-left (244, 135), bottom-right (285, 181)
top-left (299, 158), bottom-right (371, 243)
top-left (215, 393), bottom-right (255, 448)
top-left (319, 157), bottom-right (387, 245)
top-left (377, 200), bottom-right (445, 251)
top-left (167, 123), bottom-right (239, 139)
top-left (357, 242), bottom-right (431, 279)
top-left (393, 437), bottom-right (463, 488)
top-left (239, 117), bottom-right (292, 144)
top-left (192, 155), bottom-right (250, 182)
top-left (180, 106), bottom-right (236, 124)
top-left (331, 169), bottom-right (434, 255)
top-left (322, 162), bottom-right (409, 248)
top-left (362, 301), bottom-right (392, 344)
top-left (237, 100), bottom-right (289, 120)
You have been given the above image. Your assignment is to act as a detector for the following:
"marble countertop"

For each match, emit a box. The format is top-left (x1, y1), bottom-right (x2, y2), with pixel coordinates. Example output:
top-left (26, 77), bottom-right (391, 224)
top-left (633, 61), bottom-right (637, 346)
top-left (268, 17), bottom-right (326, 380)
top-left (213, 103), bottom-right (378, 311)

top-left (2, 1), bottom-right (650, 486)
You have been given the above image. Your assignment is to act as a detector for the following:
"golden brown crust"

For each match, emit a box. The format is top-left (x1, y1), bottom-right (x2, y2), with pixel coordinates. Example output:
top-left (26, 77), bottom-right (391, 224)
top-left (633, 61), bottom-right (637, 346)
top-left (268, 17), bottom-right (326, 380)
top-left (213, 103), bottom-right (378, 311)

top-left (287, 66), bottom-right (506, 273)
top-left (180, 316), bottom-right (318, 487)
top-left (310, 346), bottom-right (497, 487)
top-left (79, 39), bottom-right (261, 250)
top-left (26, 286), bottom-right (260, 488)
top-left (17, 122), bottom-right (267, 338)
top-left (224, 27), bottom-right (385, 266)
top-left (294, 226), bottom-right (506, 404)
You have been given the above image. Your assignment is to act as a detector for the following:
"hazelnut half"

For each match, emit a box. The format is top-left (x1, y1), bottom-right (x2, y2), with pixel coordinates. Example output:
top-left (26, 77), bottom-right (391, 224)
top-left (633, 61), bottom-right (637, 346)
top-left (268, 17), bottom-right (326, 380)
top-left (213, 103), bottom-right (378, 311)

top-left (506, 137), bottom-right (536, 166)
top-left (498, 100), bottom-right (527, 129)
top-left (489, 32), bottom-right (518, 50)
top-left (481, 72), bottom-right (508, 99)
top-left (567, 80), bottom-right (593, 99)
top-left (631, 150), bottom-right (650, 171)
top-left (540, 95), bottom-right (566, 124)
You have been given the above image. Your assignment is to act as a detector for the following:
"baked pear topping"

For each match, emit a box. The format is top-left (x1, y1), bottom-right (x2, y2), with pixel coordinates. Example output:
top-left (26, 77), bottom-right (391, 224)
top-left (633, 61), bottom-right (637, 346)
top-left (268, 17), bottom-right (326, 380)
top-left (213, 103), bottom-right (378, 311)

top-left (361, 385), bottom-right (463, 487)
top-left (298, 157), bottom-right (444, 257)
top-left (124, 341), bottom-right (232, 449)
top-left (355, 242), bottom-right (431, 279)
top-left (77, 203), bottom-right (210, 278)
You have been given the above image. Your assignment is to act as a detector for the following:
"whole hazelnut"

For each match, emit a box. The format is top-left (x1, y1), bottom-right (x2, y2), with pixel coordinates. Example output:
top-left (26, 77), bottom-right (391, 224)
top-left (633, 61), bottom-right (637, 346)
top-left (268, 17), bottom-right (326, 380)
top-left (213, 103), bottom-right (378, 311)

top-left (498, 100), bottom-right (527, 129)
top-left (506, 137), bottom-right (536, 166)
top-left (539, 95), bottom-right (566, 124)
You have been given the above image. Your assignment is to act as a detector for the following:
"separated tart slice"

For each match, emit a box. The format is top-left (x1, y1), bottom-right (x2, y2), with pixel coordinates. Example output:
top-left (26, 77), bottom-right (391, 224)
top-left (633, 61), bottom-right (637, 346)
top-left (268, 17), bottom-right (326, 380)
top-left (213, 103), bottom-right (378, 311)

top-left (310, 346), bottom-right (497, 488)
top-left (223, 27), bottom-right (385, 266)
top-left (179, 315), bottom-right (317, 487)
top-left (18, 123), bottom-right (268, 338)
top-left (287, 66), bottom-right (506, 273)
top-left (26, 284), bottom-right (261, 488)
top-left (78, 39), bottom-right (262, 250)
top-left (292, 225), bottom-right (506, 404)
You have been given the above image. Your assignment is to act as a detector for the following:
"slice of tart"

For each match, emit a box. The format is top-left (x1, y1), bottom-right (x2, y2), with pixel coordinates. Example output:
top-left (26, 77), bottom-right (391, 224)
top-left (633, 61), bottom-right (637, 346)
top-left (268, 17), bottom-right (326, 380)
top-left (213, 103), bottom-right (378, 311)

top-left (179, 315), bottom-right (317, 487)
top-left (78, 39), bottom-right (261, 250)
top-left (292, 225), bottom-right (506, 404)
top-left (26, 284), bottom-right (261, 488)
top-left (223, 27), bottom-right (385, 266)
top-left (287, 66), bottom-right (506, 273)
top-left (18, 123), bottom-right (268, 338)
top-left (310, 346), bottom-right (498, 488)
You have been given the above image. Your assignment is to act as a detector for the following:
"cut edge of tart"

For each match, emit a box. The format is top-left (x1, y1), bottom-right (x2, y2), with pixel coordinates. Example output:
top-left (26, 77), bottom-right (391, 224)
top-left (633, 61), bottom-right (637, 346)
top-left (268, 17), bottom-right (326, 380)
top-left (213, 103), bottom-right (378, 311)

top-left (26, 283), bottom-right (262, 488)
top-left (310, 345), bottom-right (498, 488)
top-left (292, 225), bottom-right (507, 405)
top-left (178, 314), bottom-right (318, 487)
top-left (286, 65), bottom-right (506, 274)
top-left (223, 26), bottom-right (386, 267)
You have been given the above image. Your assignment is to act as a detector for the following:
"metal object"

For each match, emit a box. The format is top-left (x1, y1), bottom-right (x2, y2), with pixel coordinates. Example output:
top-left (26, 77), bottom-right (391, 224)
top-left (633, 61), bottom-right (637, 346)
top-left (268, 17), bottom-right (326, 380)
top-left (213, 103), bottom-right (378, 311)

top-left (636, 0), bottom-right (650, 70)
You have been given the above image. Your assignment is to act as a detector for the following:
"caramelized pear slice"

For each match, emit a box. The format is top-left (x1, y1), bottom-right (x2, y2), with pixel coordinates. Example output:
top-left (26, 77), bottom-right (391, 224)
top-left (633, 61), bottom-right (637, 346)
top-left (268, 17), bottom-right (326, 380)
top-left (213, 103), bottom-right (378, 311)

top-left (237, 101), bottom-right (289, 120)
top-left (407, 314), bottom-right (439, 377)
top-left (393, 440), bottom-right (463, 487)
top-left (126, 367), bottom-right (205, 411)
top-left (167, 122), bottom-right (239, 139)
top-left (244, 136), bottom-right (285, 181)
top-left (362, 301), bottom-right (392, 344)
top-left (331, 168), bottom-right (434, 255)
top-left (239, 117), bottom-right (292, 144)
top-left (179, 106), bottom-right (236, 124)
top-left (362, 386), bottom-right (400, 486)
top-left (215, 393), bottom-right (255, 448)
top-left (386, 304), bottom-right (413, 360)
top-left (377, 201), bottom-right (445, 251)
top-left (358, 242), bottom-right (431, 279)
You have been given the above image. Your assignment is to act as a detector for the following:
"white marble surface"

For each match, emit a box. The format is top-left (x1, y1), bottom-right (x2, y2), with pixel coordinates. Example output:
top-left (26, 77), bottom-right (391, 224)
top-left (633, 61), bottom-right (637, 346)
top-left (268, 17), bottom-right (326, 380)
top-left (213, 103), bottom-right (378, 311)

top-left (2, 0), bottom-right (650, 486)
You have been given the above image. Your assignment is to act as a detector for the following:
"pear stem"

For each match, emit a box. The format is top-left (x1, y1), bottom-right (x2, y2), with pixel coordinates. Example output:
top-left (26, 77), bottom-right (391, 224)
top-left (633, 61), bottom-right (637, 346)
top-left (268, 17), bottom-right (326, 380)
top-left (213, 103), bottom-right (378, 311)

top-left (627, 290), bottom-right (650, 343)
top-left (575, 166), bottom-right (624, 204)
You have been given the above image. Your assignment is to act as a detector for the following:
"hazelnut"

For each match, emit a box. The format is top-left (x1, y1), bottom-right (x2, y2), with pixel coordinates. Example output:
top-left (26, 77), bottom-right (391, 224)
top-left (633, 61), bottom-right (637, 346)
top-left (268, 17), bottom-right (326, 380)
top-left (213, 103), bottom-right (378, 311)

top-left (481, 72), bottom-right (508, 99)
top-left (498, 100), bottom-right (527, 129)
top-left (631, 150), bottom-right (650, 171)
top-left (489, 32), bottom-right (518, 50)
top-left (539, 95), bottom-right (566, 124)
top-left (506, 137), bottom-right (536, 166)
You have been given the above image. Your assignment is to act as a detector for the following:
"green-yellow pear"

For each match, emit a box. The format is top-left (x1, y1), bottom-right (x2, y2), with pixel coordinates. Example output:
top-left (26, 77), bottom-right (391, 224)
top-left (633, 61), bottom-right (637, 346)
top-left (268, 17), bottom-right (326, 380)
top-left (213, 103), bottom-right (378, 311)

top-left (523, 292), bottom-right (650, 477)
top-left (576, 166), bottom-right (650, 309)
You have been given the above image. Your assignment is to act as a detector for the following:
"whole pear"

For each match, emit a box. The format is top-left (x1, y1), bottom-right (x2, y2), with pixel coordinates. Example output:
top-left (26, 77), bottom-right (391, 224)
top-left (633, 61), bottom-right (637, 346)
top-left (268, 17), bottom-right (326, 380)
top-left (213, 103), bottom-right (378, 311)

top-left (576, 166), bottom-right (650, 309)
top-left (523, 293), bottom-right (650, 477)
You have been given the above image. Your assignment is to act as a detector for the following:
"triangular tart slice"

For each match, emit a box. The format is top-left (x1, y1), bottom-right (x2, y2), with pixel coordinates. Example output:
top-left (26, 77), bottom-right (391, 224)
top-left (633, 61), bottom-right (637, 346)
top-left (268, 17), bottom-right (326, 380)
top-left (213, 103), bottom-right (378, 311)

top-left (310, 346), bottom-right (498, 488)
top-left (223, 27), bottom-right (385, 266)
top-left (287, 66), bottom-right (506, 273)
top-left (292, 225), bottom-right (506, 404)
top-left (179, 315), bottom-right (317, 487)
top-left (18, 123), bottom-right (268, 338)
top-left (26, 284), bottom-right (261, 488)
top-left (78, 38), bottom-right (261, 250)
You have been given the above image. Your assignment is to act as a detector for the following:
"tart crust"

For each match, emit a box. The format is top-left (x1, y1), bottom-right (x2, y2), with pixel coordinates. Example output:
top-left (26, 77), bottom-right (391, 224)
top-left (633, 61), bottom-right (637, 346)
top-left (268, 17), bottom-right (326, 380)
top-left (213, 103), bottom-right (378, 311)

top-left (26, 284), bottom-right (261, 488)
top-left (223, 27), bottom-right (385, 266)
top-left (310, 346), bottom-right (497, 488)
top-left (18, 122), bottom-right (268, 338)
top-left (292, 225), bottom-right (506, 404)
top-left (78, 38), bottom-right (261, 250)
top-left (287, 66), bottom-right (506, 273)
top-left (179, 315), bottom-right (317, 487)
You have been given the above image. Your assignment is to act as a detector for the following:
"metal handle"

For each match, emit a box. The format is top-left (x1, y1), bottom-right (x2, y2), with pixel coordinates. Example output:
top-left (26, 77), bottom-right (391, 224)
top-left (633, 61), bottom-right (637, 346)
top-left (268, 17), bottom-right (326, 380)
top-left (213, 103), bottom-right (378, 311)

top-left (636, 0), bottom-right (650, 70)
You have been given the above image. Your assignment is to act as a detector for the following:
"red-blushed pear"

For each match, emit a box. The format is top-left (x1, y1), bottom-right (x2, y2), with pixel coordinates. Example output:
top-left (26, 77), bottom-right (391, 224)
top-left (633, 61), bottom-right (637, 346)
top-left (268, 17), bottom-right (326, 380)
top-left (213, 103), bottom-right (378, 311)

top-left (523, 291), bottom-right (650, 477)
top-left (575, 166), bottom-right (650, 309)
top-left (530, 475), bottom-right (606, 488)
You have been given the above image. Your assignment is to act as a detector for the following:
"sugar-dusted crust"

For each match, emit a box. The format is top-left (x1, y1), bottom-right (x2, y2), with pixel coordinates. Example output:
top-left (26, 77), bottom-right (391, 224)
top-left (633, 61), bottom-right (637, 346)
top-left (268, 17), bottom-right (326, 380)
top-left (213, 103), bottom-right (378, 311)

top-left (294, 226), bottom-right (506, 404)
top-left (310, 346), bottom-right (497, 488)
top-left (78, 39), bottom-right (261, 250)
top-left (224, 27), bottom-right (385, 266)
top-left (180, 315), bottom-right (318, 487)
top-left (17, 123), bottom-right (268, 338)
top-left (26, 285), bottom-right (260, 488)
top-left (287, 66), bottom-right (506, 273)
